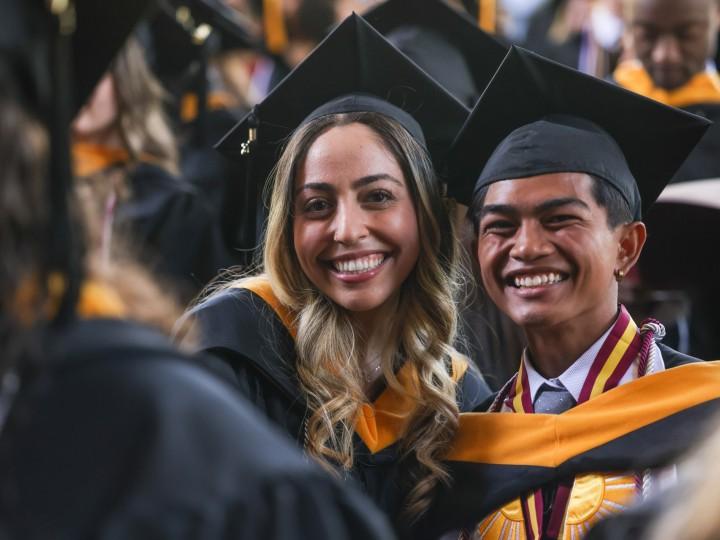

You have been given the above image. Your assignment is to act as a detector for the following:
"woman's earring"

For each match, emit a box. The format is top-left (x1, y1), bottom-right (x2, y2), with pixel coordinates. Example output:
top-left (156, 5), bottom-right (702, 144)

top-left (614, 268), bottom-right (625, 281)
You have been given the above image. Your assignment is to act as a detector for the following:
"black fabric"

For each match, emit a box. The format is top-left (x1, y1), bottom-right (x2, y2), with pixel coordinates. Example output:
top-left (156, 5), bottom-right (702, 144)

top-left (117, 162), bottom-right (234, 299)
top-left (448, 46), bottom-right (711, 213)
top-left (0, 318), bottom-right (395, 540)
top-left (183, 286), bottom-right (492, 524)
top-left (362, 0), bottom-right (507, 108)
top-left (302, 94), bottom-right (426, 146)
top-left (476, 115), bottom-right (641, 218)
top-left (73, 0), bottom-right (157, 113)
top-left (673, 103), bottom-right (720, 182)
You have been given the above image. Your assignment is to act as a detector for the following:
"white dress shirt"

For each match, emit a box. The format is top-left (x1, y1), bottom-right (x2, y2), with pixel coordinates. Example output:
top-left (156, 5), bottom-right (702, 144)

top-left (523, 319), bottom-right (665, 404)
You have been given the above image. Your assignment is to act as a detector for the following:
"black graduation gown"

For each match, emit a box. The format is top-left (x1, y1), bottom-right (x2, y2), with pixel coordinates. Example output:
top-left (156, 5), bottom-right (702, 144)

top-left (409, 346), bottom-right (720, 539)
top-left (184, 286), bottom-right (493, 523)
top-left (0, 318), bottom-right (395, 540)
top-left (117, 163), bottom-right (234, 299)
top-left (671, 103), bottom-right (720, 182)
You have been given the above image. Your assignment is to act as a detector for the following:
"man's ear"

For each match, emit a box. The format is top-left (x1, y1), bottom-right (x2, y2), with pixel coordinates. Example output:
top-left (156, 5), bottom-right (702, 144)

top-left (616, 220), bottom-right (647, 274)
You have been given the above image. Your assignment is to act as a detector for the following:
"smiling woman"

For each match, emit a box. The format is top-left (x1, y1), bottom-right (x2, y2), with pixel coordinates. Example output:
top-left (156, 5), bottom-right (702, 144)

top-left (178, 14), bottom-right (492, 531)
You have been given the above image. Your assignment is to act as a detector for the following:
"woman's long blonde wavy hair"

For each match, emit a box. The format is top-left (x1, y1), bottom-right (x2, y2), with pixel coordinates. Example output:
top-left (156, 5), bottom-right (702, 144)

top-left (229, 111), bottom-right (463, 518)
top-left (111, 37), bottom-right (178, 175)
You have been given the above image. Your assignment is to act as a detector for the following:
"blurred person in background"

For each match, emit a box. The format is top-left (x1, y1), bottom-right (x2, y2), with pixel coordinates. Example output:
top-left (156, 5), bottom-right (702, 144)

top-left (523, 0), bottom-right (627, 77)
top-left (72, 36), bottom-right (233, 302)
top-left (615, 0), bottom-right (720, 182)
top-left (613, 0), bottom-right (720, 360)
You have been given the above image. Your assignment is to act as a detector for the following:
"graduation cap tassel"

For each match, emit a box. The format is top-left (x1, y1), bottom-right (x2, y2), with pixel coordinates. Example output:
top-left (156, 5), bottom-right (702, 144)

top-left (237, 108), bottom-right (259, 266)
top-left (47, 0), bottom-right (84, 325)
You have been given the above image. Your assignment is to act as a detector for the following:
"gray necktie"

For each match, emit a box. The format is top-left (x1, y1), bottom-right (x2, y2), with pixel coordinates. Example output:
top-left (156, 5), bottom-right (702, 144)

top-left (534, 383), bottom-right (576, 414)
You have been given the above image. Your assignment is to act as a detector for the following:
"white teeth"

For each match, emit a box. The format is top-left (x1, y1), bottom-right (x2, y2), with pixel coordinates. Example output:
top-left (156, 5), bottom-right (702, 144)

top-left (333, 254), bottom-right (385, 274)
top-left (513, 272), bottom-right (566, 288)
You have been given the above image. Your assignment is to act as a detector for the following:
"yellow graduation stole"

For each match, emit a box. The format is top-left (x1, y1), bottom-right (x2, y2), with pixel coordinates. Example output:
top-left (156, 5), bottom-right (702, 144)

top-left (477, 307), bottom-right (645, 540)
top-left (614, 59), bottom-right (720, 109)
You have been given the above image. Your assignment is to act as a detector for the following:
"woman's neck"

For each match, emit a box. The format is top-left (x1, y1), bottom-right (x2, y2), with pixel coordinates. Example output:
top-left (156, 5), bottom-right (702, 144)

top-left (351, 295), bottom-right (400, 392)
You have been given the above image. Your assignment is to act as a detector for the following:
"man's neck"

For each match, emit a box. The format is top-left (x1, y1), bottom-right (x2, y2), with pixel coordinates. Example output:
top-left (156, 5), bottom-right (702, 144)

top-left (524, 309), bottom-right (619, 379)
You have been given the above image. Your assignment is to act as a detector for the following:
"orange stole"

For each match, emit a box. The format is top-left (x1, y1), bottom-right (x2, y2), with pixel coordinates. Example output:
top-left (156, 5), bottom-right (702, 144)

top-left (237, 276), bottom-right (469, 454)
top-left (72, 142), bottom-right (131, 178)
top-left (614, 60), bottom-right (720, 108)
top-left (447, 363), bottom-right (720, 467)
top-left (15, 274), bottom-right (127, 324)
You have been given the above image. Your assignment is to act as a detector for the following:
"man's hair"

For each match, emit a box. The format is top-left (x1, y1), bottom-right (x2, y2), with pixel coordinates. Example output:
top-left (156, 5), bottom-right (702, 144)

top-left (471, 174), bottom-right (634, 231)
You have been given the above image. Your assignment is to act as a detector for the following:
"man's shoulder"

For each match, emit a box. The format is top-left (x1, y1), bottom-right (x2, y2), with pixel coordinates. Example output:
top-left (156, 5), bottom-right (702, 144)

top-left (658, 343), bottom-right (702, 369)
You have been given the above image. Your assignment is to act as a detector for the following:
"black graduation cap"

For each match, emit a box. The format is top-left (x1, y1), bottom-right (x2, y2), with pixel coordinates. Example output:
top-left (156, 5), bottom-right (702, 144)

top-left (147, 0), bottom-right (258, 83)
top-left (217, 13), bottom-right (468, 166)
top-left (73, 0), bottom-right (158, 113)
top-left (362, 0), bottom-right (507, 107)
top-left (216, 15), bottom-right (471, 170)
top-left (216, 12), bottom-right (469, 257)
top-left (448, 46), bottom-right (712, 218)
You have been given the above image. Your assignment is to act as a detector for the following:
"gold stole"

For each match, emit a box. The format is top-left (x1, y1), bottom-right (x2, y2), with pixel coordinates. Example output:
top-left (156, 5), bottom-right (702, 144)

top-left (614, 59), bottom-right (720, 108)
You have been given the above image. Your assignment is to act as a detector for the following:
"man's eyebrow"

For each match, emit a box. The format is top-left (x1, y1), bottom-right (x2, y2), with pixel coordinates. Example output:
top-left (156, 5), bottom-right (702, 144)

top-left (479, 198), bottom-right (590, 218)
top-left (295, 174), bottom-right (402, 196)
top-left (536, 197), bottom-right (590, 212)
top-left (479, 204), bottom-right (518, 219)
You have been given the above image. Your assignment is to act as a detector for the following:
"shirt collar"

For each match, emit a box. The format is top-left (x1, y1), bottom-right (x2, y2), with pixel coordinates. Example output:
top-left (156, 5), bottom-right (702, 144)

top-left (524, 319), bottom-right (616, 403)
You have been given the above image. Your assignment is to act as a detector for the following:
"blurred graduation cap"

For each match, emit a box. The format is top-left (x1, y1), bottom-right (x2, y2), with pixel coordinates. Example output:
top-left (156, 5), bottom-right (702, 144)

top-left (216, 13), bottom-right (470, 257)
top-left (0, 0), bottom-right (156, 322)
top-left (363, 0), bottom-right (507, 107)
top-left (448, 46), bottom-right (712, 217)
top-left (74, 0), bottom-right (159, 112)
top-left (147, 0), bottom-right (259, 86)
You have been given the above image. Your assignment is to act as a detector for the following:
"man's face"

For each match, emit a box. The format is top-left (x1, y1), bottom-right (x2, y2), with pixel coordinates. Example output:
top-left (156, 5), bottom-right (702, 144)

top-left (631, 0), bottom-right (719, 90)
top-left (476, 173), bottom-right (625, 331)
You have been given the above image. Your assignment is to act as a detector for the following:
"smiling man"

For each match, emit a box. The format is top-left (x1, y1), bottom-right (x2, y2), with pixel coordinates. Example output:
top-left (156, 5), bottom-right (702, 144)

top-left (432, 47), bottom-right (717, 540)
top-left (614, 0), bottom-right (720, 181)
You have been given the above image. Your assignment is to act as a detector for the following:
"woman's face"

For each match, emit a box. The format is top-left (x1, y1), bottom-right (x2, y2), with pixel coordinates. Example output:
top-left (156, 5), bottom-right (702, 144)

top-left (292, 122), bottom-right (420, 315)
top-left (71, 72), bottom-right (119, 140)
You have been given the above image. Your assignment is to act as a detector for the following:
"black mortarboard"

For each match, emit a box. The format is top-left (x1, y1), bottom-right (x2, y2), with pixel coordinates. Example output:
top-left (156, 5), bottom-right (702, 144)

top-left (147, 0), bottom-right (258, 83)
top-left (216, 13), bottom-right (469, 257)
top-left (363, 0), bottom-right (507, 107)
top-left (73, 0), bottom-right (158, 112)
top-left (448, 46), bottom-right (712, 218)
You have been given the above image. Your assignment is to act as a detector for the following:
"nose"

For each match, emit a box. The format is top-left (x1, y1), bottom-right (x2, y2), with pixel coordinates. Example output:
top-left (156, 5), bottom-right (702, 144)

top-left (509, 221), bottom-right (553, 261)
top-left (332, 201), bottom-right (368, 245)
top-left (651, 34), bottom-right (682, 65)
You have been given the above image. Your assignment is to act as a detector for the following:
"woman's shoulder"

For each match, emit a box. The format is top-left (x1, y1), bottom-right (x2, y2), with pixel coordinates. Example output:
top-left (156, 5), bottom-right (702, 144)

top-left (184, 278), bottom-right (294, 351)
top-left (178, 277), bottom-right (300, 396)
top-left (449, 351), bottom-right (493, 412)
